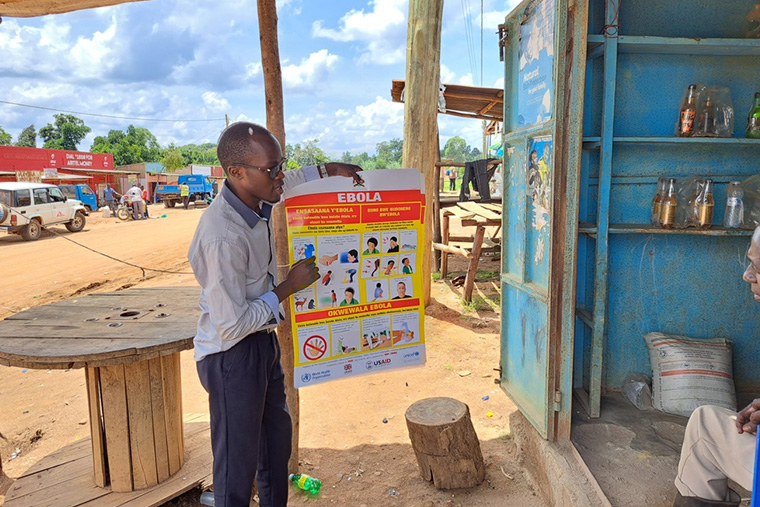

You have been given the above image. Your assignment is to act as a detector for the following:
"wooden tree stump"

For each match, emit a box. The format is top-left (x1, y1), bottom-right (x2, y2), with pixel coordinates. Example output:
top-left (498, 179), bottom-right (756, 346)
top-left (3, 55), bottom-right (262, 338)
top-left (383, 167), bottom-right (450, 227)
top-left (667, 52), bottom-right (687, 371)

top-left (405, 397), bottom-right (485, 489)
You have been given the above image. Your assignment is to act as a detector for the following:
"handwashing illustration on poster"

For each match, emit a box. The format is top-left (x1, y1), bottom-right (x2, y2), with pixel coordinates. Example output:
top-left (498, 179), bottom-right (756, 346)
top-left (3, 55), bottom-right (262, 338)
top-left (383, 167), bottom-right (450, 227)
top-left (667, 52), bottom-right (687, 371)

top-left (284, 168), bottom-right (427, 387)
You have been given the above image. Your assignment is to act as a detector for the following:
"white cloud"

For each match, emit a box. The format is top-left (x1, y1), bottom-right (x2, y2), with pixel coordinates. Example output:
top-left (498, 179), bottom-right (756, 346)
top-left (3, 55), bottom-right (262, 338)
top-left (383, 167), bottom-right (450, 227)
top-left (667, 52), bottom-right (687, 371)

top-left (245, 62), bottom-right (262, 79)
top-left (202, 92), bottom-right (231, 113)
top-left (286, 96), bottom-right (404, 154)
top-left (282, 49), bottom-right (339, 91)
top-left (0, 16), bottom-right (122, 80)
top-left (440, 64), bottom-right (456, 84)
top-left (493, 77), bottom-right (504, 89)
top-left (312, 0), bottom-right (407, 65)
top-left (458, 73), bottom-right (474, 86)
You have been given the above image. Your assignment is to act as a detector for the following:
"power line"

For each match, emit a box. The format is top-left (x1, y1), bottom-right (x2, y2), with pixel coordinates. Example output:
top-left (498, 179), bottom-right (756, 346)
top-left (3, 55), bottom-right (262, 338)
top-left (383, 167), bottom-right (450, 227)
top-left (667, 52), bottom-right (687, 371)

top-left (0, 99), bottom-right (223, 123)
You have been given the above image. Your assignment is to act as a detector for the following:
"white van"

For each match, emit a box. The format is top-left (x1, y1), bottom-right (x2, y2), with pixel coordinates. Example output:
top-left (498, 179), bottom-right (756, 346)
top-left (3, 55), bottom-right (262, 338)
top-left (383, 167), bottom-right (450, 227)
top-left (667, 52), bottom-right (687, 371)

top-left (0, 182), bottom-right (88, 241)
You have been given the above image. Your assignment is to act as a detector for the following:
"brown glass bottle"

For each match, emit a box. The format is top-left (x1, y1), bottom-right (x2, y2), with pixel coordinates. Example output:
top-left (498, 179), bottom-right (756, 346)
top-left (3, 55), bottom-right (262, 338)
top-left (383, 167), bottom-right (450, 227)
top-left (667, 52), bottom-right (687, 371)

top-left (678, 85), bottom-right (698, 137)
top-left (651, 177), bottom-right (667, 226)
top-left (696, 179), bottom-right (714, 229)
top-left (697, 94), bottom-right (718, 137)
top-left (659, 178), bottom-right (677, 229)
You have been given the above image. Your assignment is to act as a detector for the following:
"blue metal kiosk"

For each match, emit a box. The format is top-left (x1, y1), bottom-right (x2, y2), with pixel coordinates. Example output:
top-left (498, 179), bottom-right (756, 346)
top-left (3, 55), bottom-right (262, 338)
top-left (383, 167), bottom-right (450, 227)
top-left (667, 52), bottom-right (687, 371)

top-left (499, 0), bottom-right (760, 445)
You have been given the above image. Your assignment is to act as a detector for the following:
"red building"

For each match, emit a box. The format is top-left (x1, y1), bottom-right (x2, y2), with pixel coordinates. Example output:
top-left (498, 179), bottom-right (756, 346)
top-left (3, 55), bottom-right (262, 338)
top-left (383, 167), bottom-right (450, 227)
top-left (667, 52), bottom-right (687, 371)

top-left (0, 146), bottom-right (143, 199)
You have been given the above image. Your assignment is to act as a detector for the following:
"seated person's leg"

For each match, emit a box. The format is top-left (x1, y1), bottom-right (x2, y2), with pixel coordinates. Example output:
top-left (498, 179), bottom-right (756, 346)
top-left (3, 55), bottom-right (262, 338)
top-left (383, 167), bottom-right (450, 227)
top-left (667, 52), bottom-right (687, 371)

top-left (675, 405), bottom-right (754, 502)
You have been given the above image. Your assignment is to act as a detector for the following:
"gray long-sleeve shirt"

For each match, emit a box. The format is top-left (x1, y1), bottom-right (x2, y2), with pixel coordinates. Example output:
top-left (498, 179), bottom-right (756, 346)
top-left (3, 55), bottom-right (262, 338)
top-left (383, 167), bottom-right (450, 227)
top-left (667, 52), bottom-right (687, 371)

top-left (188, 166), bottom-right (318, 361)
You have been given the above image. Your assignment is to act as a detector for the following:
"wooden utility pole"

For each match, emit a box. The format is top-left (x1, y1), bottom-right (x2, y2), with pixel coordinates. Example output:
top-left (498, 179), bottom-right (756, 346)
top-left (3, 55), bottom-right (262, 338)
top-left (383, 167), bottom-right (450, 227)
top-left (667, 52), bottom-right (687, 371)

top-left (402, 0), bottom-right (444, 305)
top-left (256, 0), bottom-right (299, 473)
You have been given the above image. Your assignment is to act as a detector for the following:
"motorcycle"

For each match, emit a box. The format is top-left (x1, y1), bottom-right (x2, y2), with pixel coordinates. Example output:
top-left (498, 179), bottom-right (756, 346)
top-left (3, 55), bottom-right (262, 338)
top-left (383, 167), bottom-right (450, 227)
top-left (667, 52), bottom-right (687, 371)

top-left (116, 202), bottom-right (135, 221)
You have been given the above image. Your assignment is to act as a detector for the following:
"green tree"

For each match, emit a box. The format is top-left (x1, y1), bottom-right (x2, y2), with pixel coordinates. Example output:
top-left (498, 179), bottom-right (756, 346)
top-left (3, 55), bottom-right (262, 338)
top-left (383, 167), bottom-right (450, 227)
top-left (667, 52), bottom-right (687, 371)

top-left (39, 114), bottom-right (91, 150)
top-left (178, 143), bottom-right (219, 166)
top-left (375, 138), bottom-right (403, 168)
top-left (0, 126), bottom-right (11, 146)
top-left (442, 136), bottom-right (467, 163)
top-left (161, 145), bottom-right (186, 173)
top-left (90, 125), bottom-right (162, 166)
top-left (287, 139), bottom-right (328, 167)
top-left (15, 124), bottom-right (36, 147)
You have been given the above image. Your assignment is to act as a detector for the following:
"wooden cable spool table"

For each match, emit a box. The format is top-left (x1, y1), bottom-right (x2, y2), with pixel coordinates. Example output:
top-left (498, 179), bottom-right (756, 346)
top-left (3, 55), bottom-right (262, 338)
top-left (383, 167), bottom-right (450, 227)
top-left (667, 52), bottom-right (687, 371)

top-left (0, 287), bottom-right (201, 494)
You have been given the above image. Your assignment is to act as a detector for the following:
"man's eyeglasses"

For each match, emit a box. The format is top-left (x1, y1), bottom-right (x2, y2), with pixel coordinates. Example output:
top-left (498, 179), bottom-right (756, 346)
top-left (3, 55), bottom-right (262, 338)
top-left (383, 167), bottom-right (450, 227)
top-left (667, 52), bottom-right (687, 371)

top-left (231, 159), bottom-right (287, 179)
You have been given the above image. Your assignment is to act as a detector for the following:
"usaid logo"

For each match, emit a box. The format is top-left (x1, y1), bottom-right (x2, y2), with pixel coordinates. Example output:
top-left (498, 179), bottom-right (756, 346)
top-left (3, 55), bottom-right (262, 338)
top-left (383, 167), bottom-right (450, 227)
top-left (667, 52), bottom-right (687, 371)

top-left (365, 361), bottom-right (374, 370)
top-left (300, 373), bottom-right (312, 383)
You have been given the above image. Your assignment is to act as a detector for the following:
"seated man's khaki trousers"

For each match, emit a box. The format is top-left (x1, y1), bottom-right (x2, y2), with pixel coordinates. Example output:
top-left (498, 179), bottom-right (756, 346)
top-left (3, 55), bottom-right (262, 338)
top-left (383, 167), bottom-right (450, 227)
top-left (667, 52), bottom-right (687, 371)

top-left (675, 405), bottom-right (755, 501)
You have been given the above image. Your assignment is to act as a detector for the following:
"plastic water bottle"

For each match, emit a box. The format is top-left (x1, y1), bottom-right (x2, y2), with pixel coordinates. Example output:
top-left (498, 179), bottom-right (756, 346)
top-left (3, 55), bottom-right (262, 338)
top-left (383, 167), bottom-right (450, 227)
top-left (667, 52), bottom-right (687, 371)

top-left (289, 473), bottom-right (322, 494)
top-left (723, 181), bottom-right (744, 229)
top-left (199, 491), bottom-right (215, 506)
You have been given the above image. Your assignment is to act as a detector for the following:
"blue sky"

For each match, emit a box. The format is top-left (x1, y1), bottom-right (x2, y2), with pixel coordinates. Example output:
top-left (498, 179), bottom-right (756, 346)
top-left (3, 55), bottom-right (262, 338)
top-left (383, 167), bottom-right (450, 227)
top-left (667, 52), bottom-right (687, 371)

top-left (0, 0), bottom-right (518, 157)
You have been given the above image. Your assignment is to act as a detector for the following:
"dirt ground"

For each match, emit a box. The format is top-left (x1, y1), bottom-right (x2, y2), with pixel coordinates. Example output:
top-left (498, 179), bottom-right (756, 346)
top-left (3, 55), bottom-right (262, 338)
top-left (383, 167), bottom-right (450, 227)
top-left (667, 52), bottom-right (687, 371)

top-left (0, 201), bottom-right (543, 506)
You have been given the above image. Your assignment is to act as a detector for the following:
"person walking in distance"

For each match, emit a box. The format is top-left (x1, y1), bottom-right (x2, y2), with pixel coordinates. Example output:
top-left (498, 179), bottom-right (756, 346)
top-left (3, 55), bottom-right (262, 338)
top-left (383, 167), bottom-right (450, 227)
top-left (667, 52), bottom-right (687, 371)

top-left (181, 181), bottom-right (191, 209)
top-left (188, 122), bottom-right (363, 507)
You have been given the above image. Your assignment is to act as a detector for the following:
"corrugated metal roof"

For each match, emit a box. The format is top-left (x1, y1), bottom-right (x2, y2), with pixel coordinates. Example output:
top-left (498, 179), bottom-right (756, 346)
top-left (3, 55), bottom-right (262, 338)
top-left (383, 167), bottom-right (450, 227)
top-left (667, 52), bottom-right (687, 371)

top-left (0, 0), bottom-right (150, 17)
top-left (390, 80), bottom-right (504, 122)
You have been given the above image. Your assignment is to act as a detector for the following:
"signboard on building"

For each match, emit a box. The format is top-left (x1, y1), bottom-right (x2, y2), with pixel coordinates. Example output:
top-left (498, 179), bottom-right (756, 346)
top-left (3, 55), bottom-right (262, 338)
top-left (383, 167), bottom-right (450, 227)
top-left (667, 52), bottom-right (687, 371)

top-left (190, 165), bottom-right (212, 176)
top-left (0, 146), bottom-right (112, 173)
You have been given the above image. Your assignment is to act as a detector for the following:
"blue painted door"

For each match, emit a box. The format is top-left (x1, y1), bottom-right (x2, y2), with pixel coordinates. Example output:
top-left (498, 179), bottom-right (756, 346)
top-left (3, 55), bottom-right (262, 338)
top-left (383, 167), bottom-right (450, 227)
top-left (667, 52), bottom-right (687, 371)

top-left (499, 0), bottom-right (581, 440)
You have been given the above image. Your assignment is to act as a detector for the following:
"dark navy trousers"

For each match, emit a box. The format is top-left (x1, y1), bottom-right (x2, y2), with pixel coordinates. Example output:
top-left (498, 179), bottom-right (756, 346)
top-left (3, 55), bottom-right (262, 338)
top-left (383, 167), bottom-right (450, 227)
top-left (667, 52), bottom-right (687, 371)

top-left (197, 331), bottom-right (292, 507)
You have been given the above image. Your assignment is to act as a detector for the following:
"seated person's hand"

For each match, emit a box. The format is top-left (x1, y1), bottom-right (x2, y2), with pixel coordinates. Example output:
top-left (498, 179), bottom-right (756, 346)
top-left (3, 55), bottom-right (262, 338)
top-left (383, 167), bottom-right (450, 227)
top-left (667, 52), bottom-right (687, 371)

top-left (736, 398), bottom-right (760, 434)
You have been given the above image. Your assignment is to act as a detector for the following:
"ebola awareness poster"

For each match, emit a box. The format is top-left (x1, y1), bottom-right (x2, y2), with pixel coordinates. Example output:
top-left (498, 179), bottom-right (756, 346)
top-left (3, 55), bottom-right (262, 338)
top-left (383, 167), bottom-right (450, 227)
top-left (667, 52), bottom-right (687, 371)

top-left (284, 168), bottom-right (426, 387)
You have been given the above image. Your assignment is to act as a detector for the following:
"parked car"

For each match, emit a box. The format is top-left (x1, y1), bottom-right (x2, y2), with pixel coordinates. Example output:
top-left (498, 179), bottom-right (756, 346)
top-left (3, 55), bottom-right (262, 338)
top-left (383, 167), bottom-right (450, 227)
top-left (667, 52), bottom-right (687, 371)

top-left (58, 183), bottom-right (98, 211)
top-left (0, 182), bottom-right (88, 241)
top-left (155, 174), bottom-right (214, 208)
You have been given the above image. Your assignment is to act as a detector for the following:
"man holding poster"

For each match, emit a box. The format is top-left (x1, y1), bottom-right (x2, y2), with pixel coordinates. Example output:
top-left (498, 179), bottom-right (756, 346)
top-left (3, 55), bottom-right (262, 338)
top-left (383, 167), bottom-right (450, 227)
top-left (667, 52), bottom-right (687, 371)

top-left (188, 122), bottom-right (362, 507)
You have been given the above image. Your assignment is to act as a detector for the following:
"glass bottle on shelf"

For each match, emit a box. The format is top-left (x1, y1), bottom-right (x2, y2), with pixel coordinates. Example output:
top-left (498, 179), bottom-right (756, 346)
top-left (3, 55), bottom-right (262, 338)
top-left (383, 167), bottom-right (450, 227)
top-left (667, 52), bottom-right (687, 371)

top-left (746, 92), bottom-right (760, 139)
top-left (697, 93), bottom-right (718, 137)
top-left (696, 179), bottom-right (714, 229)
top-left (650, 177), bottom-right (667, 226)
top-left (723, 181), bottom-right (745, 229)
top-left (744, 4), bottom-right (760, 38)
top-left (677, 85), bottom-right (698, 137)
top-left (659, 178), bottom-right (678, 229)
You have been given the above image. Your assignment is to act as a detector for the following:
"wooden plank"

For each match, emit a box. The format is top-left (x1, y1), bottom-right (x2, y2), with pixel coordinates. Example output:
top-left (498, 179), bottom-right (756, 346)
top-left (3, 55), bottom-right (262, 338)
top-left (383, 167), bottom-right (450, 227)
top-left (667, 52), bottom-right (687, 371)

top-left (445, 205), bottom-right (476, 219)
top-left (148, 357), bottom-right (171, 483)
top-left (458, 201), bottom-right (502, 221)
top-left (461, 218), bottom-right (499, 227)
top-left (125, 360), bottom-right (159, 489)
top-left (0, 319), bottom-right (197, 339)
top-left (481, 203), bottom-right (503, 213)
top-left (85, 366), bottom-right (107, 487)
top-left (20, 439), bottom-right (91, 477)
top-left (3, 472), bottom-right (109, 507)
top-left (432, 242), bottom-right (472, 258)
top-left (463, 226), bottom-right (486, 302)
top-left (79, 424), bottom-right (211, 507)
top-left (6, 421), bottom-right (212, 507)
top-left (100, 364), bottom-right (133, 492)
top-left (5, 460), bottom-right (92, 503)
top-left (0, 337), bottom-right (193, 369)
top-left (441, 213), bottom-right (450, 277)
top-left (161, 353), bottom-right (184, 475)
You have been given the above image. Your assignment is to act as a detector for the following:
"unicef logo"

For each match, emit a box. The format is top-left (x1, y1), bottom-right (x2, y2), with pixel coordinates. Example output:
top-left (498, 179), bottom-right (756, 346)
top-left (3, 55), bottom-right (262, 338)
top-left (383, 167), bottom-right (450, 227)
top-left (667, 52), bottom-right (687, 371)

top-left (300, 373), bottom-right (312, 383)
top-left (365, 361), bottom-right (374, 370)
